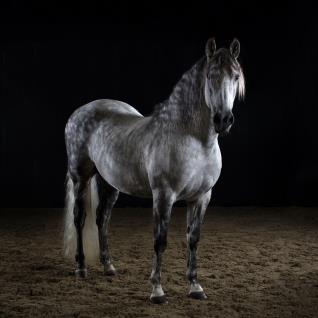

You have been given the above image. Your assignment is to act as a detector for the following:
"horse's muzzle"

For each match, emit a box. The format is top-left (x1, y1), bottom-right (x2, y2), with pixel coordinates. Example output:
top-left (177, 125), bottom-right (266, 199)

top-left (213, 111), bottom-right (234, 133)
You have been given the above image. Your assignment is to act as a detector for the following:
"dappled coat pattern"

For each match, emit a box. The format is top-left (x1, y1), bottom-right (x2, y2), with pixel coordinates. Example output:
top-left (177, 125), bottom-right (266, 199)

top-left (64, 38), bottom-right (245, 303)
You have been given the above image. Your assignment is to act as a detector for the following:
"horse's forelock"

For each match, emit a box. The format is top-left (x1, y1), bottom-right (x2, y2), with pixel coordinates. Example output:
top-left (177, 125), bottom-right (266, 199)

top-left (207, 51), bottom-right (245, 100)
top-left (237, 65), bottom-right (245, 100)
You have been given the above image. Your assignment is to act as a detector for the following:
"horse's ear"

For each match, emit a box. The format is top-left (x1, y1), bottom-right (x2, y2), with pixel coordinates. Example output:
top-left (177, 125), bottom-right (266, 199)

top-left (205, 38), bottom-right (216, 60)
top-left (230, 38), bottom-right (240, 59)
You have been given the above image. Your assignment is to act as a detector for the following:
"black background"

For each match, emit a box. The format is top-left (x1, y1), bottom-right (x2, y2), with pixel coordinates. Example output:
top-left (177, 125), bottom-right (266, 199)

top-left (0, 2), bottom-right (317, 207)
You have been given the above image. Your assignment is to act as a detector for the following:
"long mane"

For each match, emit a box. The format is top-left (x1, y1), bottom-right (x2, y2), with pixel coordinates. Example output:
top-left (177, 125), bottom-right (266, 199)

top-left (237, 65), bottom-right (246, 100)
top-left (151, 51), bottom-right (245, 119)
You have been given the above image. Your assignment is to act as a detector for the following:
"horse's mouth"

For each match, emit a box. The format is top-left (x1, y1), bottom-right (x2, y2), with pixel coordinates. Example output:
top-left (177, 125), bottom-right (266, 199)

top-left (216, 125), bottom-right (232, 136)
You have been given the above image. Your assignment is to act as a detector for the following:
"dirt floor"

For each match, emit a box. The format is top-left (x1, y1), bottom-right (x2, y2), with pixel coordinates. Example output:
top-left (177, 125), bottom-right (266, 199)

top-left (0, 207), bottom-right (318, 318)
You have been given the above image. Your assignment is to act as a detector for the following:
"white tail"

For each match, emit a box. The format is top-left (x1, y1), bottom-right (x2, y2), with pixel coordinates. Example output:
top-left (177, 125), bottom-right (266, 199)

top-left (64, 173), bottom-right (100, 263)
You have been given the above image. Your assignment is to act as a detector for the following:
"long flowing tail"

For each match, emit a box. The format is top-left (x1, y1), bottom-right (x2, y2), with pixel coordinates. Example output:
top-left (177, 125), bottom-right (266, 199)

top-left (63, 173), bottom-right (100, 262)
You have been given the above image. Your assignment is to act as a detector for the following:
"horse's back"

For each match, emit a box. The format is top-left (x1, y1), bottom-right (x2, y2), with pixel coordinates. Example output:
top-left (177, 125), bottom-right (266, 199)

top-left (93, 99), bottom-right (143, 117)
top-left (65, 99), bottom-right (144, 177)
top-left (68, 99), bottom-right (143, 122)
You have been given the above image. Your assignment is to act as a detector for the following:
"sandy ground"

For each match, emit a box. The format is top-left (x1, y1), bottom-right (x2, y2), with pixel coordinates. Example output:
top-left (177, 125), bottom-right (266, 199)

top-left (0, 207), bottom-right (318, 318)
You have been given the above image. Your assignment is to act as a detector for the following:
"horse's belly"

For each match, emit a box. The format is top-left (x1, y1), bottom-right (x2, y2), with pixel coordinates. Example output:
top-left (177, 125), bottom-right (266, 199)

top-left (96, 155), bottom-right (152, 198)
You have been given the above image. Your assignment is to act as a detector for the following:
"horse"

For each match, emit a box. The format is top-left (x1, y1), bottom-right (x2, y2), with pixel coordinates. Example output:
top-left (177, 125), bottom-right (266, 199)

top-left (64, 37), bottom-right (245, 304)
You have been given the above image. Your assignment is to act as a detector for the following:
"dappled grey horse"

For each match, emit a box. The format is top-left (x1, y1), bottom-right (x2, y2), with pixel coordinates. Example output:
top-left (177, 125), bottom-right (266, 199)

top-left (64, 38), bottom-right (245, 304)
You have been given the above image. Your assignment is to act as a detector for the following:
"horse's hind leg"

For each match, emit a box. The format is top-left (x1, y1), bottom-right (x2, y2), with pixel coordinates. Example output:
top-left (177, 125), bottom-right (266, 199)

top-left (72, 175), bottom-right (90, 278)
top-left (186, 190), bottom-right (211, 300)
top-left (95, 173), bottom-right (119, 275)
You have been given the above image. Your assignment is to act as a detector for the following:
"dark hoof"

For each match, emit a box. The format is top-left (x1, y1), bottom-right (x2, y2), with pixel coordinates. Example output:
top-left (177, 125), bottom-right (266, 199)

top-left (104, 268), bottom-right (116, 276)
top-left (188, 291), bottom-right (207, 300)
top-left (150, 295), bottom-right (168, 304)
top-left (104, 264), bottom-right (116, 276)
top-left (75, 268), bottom-right (87, 278)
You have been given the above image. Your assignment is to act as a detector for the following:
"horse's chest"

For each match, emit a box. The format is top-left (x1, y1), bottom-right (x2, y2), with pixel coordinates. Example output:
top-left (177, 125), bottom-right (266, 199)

top-left (177, 144), bottom-right (222, 200)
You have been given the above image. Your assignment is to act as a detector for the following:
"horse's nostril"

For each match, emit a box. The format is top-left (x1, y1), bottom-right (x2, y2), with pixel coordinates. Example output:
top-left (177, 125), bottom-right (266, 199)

top-left (223, 114), bottom-right (234, 125)
top-left (214, 114), bottom-right (221, 124)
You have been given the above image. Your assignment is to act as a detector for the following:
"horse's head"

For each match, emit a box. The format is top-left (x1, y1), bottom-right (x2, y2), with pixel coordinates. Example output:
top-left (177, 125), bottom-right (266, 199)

top-left (204, 38), bottom-right (245, 134)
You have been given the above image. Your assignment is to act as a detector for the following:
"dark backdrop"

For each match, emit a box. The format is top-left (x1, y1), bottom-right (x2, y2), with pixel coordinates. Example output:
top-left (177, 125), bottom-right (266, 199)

top-left (0, 2), bottom-right (317, 207)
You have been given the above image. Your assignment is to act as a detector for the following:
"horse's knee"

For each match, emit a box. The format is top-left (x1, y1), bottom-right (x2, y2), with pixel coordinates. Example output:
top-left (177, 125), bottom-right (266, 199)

top-left (188, 234), bottom-right (200, 250)
top-left (187, 223), bottom-right (201, 247)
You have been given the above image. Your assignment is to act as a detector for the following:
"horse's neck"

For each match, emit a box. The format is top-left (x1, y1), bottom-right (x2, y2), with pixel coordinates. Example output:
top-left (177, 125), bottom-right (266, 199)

top-left (152, 57), bottom-right (217, 146)
top-left (168, 57), bottom-right (205, 109)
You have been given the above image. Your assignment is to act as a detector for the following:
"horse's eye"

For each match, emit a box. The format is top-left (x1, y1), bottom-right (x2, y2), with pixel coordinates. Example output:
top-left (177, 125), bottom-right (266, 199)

top-left (234, 74), bottom-right (240, 81)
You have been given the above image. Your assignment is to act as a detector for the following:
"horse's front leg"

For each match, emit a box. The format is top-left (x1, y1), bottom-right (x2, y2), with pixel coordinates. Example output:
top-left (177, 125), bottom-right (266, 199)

top-left (149, 189), bottom-right (175, 304)
top-left (186, 190), bottom-right (211, 300)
